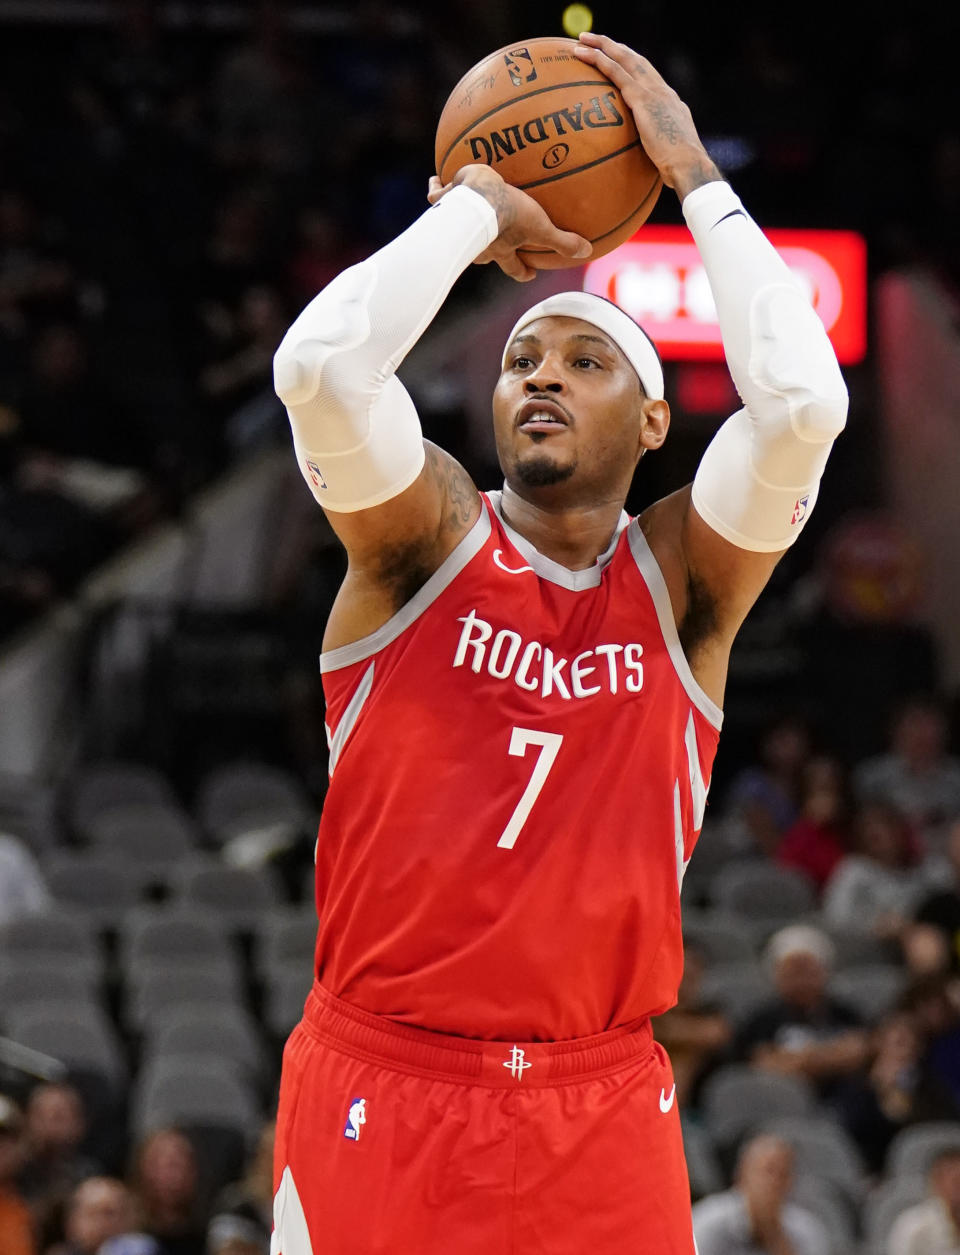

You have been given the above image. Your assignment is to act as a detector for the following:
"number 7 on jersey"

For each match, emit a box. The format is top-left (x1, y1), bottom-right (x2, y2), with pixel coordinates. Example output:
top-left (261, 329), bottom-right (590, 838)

top-left (497, 727), bottom-right (563, 850)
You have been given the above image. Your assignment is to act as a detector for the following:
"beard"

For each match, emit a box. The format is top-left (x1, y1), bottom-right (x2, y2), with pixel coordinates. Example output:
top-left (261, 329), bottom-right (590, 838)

top-left (513, 449), bottom-right (577, 488)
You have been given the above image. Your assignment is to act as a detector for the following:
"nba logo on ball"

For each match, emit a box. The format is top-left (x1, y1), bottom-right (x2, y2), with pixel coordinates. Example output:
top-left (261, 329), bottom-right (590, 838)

top-left (343, 1097), bottom-right (367, 1141)
top-left (504, 48), bottom-right (536, 86)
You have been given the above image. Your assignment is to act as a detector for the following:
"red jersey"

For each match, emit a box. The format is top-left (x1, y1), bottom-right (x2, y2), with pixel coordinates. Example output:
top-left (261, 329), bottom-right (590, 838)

top-left (315, 492), bottom-right (721, 1041)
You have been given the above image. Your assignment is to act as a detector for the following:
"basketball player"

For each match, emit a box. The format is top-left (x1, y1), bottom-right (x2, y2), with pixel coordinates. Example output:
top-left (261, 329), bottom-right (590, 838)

top-left (269, 33), bottom-right (848, 1255)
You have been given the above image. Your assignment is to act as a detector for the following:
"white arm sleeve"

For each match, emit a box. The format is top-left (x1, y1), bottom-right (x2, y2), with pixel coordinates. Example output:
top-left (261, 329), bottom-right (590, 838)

top-left (683, 181), bottom-right (849, 552)
top-left (273, 186), bottom-right (498, 512)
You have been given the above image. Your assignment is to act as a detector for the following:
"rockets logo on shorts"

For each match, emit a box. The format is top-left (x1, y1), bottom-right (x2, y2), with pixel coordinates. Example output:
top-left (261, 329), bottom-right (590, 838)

top-left (343, 1097), bottom-right (367, 1141)
top-left (791, 494), bottom-right (810, 525)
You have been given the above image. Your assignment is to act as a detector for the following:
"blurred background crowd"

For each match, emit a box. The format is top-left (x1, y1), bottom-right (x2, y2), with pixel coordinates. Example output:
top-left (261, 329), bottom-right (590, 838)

top-left (1, 2), bottom-right (959, 1254)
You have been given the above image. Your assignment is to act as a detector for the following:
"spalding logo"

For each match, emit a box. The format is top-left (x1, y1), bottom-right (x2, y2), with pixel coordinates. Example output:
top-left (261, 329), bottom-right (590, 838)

top-left (542, 143), bottom-right (569, 169)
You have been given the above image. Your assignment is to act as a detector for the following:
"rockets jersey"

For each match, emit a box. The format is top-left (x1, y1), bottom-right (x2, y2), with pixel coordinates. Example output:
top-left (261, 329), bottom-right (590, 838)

top-left (315, 491), bottom-right (722, 1042)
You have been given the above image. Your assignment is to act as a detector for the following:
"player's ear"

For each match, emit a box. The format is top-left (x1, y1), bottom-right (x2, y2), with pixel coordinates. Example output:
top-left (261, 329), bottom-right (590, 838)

top-left (639, 397), bottom-right (670, 453)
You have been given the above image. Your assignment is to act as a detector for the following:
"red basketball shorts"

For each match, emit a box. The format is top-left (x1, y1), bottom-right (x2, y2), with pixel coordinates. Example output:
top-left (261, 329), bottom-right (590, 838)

top-left (272, 983), bottom-right (697, 1254)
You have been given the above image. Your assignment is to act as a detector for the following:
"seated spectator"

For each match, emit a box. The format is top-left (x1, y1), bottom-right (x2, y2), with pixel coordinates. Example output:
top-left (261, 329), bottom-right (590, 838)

top-left (900, 973), bottom-right (960, 1108)
top-left (823, 801), bottom-right (926, 939)
top-left (0, 831), bottom-right (49, 926)
top-left (654, 946), bottom-right (732, 1110)
top-left (0, 1095), bottom-right (34, 1255)
top-left (776, 756), bottom-right (849, 893)
top-left (205, 1213), bottom-right (268, 1255)
top-left (909, 818), bottom-right (960, 972)
top-left (854, 696), bottom-right (960, 835)
top-left (692, 1133), bottom-right (831, 1255)
top-left (887, 1144), bottom-right (960, 1255)
top-left (130, 1128), bottom-right (207, 1255)
top-left (18, 1082), bottom-right (101, 1248)
top-left (733, 924), bottom-right (868, 1101)
top-left (210, 1121), bottom-right (272, 1246)
top-left (47, 1176), bottom-right (137, 1255)
top-left (834, 1010), bottom-right (959, 1175)
top-left (724, 716), bottom-right (810, 857)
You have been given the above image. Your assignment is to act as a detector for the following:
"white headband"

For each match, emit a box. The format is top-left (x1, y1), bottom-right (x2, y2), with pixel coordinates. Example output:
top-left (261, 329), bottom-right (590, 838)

top-left (501, 291), bottom-right (664, 400)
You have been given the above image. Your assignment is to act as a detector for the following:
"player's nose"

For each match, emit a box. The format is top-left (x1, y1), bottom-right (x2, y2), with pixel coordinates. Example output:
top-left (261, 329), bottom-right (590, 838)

top-left (523, 355), bottom-right (566, 392)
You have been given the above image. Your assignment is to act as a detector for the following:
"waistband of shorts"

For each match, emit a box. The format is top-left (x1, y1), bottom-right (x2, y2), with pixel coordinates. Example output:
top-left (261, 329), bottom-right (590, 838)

top-left (299, 982), bottom-right (655, 1088)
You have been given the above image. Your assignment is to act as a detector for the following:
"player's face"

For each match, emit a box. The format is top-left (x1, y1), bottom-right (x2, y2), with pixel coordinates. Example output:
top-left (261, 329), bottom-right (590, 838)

top-left (493, 317), bottom-right (668, 501)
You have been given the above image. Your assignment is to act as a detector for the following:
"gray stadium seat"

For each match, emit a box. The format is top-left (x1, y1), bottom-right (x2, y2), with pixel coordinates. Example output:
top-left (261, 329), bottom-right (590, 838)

top-left (0, 912), bottom-right (102, 979)
top-left (861, 1174), bottom-right (927, 1255)
top-left (84, 801), bottom-right (199, 866)
top-left (827, 964), bottom-right (910, 1023)
top-left (131, 1058), bottom-right (261, 1140)
top-left (68, 762), bottom-right (177, 840)
top-left (141, 1007), bottom-right (268, 1087)
top-left (196, 761), bottom-right (312, 845)
top-left (701, 1064), bottom-right (817, 1148)
top-left (119, 905), bottom-right (236, 971)
top-left (263, 969), bottom-right (312, 1040)
top-left (124, 966), bottom-right (246, 1031)
top-left (0, 957), bottom-right (101, 1016)
top-left (682, 909), bottom-right (757, 964)
top-left (886, 1121), bottom-right (960, 1178)
top-left (681, 1118), bottom-right (724, 1200)
top-left (256, 906), bottom-right (317, 979)
top-left (789, 1175), bottom-right (856, 1255)
top-left (174, 861), bottom-right (284, 931)
top-left (6, 1001), bottom-right (127, 1090)
top-left (41, 851), bottom-right (145, 927)
top-left (711, 863), bottom-right (817, 933)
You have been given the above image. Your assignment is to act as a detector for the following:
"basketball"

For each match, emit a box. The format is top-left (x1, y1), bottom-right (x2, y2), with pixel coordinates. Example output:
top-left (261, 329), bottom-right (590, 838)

top-left (435, 37), bottom-right (661, 268)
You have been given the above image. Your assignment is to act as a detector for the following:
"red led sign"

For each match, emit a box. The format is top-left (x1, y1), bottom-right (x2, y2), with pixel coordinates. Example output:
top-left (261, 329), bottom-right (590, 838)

top-left (583, 226), bottom-right (867, 364)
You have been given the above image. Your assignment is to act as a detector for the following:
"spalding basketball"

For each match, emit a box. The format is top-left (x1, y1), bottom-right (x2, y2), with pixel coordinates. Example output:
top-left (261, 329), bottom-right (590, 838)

top-left (435, 37), bottom-right (661, 268)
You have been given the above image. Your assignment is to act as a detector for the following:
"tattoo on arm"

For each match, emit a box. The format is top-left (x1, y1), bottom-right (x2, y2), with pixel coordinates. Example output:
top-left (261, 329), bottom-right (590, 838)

top-left (425, 444), bottom-right (480, 537)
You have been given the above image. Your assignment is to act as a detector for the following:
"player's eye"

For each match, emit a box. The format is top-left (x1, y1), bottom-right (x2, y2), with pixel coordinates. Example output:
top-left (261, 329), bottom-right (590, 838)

top-left (574, 357), bottom-right (600, 369)
top-left (512, 355), bottom-right (536, 370)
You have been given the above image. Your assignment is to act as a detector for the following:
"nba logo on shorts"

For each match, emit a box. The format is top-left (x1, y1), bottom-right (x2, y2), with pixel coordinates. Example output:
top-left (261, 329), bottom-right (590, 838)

top-left (791, 494), bottom-right (809, 525)
top-left (343, 1097), bottom-right (367, 1141)
top-left (306, 460), bottom-right (327, 490)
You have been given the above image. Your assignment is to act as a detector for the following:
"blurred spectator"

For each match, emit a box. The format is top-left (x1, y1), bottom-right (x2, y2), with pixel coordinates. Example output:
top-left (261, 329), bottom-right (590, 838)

top-left (854, 697), bottom-right (960, 835)
top-left (733, 925), bottom-right (868, 1100)
top-left (205, 1213), bottom-right (268, 1255)
top-left (0, 1095), bottom-right (34, 1255)
top-left (822, 801), bottom-right (926, 940)
top-left (691, 1133), bottom-right (831, 1255)
top-left (210, 1122), bottom-right (272, 1246)
top-left (48, 1176), bottom-right (137, 1255)
top-left (18, 1082), bottom-right (100, 1247)
top-left (130, 1129), bottom-right (206, 1255)
top-left (909, 819), bottom-right (960, 973)
top-left (834, 1011), bottom-right (959, 1175)
top-left (98, 1237), bottom-right (161, 1255)
top-left (654, 946), bottom-right (732, 1110)
top-left (776, 756), bottom-right (849, 893)
top-left (0, 831), bottom-right (49, 925)
top-left (886, 1144), bottom-right (960, 1255)
top-left (900, 974), bottom-right (960, 1108)
top-left (724, 716), bottom-right (810, 857)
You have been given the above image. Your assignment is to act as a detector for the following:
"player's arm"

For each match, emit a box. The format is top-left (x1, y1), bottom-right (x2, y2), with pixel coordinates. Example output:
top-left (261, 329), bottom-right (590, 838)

top-left (272, 169), bottom-right (590, 623)
top-left (574, 36), bottom-right (848, 701)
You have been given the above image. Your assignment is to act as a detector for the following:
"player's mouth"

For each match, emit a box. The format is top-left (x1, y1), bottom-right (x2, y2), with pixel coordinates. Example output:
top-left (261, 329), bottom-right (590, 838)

top-left (516, 398), bottom-right (572, 433)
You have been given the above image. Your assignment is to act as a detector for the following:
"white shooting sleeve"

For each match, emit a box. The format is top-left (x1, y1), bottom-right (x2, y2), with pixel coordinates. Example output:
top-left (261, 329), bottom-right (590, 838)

top-left (273, 186), bottom-right (498, 512)
top-left (683, 181), bottom-right (849, 552)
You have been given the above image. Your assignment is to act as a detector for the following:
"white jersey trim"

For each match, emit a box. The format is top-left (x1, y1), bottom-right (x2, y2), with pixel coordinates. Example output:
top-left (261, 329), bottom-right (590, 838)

top-left (487, 490), bottom-right (630, 592)
top-left (626, 521), bottom-right (724, 730)
top-left (319, 505), bottom-right (492, 673)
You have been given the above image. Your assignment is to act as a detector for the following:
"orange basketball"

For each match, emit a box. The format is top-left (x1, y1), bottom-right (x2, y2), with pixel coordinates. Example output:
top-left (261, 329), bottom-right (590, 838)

top-left (435, 37), bottom-right (661, 268)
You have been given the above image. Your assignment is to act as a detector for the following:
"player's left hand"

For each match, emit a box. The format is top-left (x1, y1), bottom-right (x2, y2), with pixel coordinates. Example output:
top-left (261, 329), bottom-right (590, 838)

top-left (573, 34), bottom-right (721, 200)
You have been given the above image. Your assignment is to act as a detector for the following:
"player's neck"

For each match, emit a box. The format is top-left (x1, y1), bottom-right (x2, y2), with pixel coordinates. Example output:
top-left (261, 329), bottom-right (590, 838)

top-left (500, 482), bottom-right (625, 571)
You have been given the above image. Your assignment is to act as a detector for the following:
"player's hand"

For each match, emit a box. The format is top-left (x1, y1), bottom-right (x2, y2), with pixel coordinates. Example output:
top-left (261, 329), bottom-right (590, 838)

top-left (572, 34), bottom-right (721, 200)
top-left (427, 166), bottom-right (591, 282)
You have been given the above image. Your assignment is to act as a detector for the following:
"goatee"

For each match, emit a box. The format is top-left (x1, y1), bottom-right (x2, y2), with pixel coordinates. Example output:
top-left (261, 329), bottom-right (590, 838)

top-left (515, 454), bottom-right (576, 488)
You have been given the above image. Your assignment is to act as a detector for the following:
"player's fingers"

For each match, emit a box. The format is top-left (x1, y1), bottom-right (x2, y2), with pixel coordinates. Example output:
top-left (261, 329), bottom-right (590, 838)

top-left (427, 175), bottom-right (451, 204)
top-left (547, 229), bottom-right (592, 260)
top-left (574, 36), bottom-right (655, 87)
top-left (497, 251), bottom-right (537, 282)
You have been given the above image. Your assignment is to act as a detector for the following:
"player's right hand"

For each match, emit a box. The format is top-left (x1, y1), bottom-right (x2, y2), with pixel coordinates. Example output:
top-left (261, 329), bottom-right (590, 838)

top-left (427, 166), bottom-right (591, 282)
